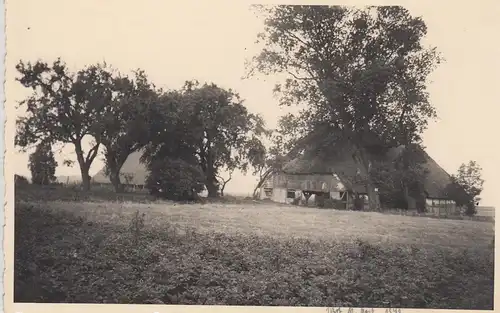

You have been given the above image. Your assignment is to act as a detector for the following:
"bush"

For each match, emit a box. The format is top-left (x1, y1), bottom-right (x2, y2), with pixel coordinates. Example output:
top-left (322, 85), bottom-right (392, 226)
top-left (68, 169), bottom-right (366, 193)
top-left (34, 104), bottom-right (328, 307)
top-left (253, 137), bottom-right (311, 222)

top-left (145, 158), bottom-right (205, 201)
top-left (379, 192), bottom-right (407, 210)
top-left (14, 202), bottom-right (494, 309)
top-left (352, 197), bottom-right (364, 211)
top-left (15, 184), bottom-right (158, 203)
top-left (322, 198), bottom-right (345, 210)
top-left (464, 202), bottom-right (478, 216)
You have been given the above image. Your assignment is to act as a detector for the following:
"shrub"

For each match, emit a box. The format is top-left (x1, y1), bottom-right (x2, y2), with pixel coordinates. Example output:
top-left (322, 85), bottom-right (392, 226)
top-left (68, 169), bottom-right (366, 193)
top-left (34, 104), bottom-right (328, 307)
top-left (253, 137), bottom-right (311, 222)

top-left (14, 183), bottom-right (158, 203)
top-left (323, 198), bottom-right (345, 210)
top-left (352, 196), bottom-right (364, 211)
top-left (315, 193), bottom-right (326, 208)
top-left (145, 158), bottom-right (205, 201)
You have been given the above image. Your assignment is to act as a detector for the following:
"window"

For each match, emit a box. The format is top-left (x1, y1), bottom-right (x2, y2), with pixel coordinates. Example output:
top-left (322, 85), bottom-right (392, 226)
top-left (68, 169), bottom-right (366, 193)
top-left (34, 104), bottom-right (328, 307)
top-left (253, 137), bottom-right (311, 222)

top-left (287, 189), bottom-right (296, 199)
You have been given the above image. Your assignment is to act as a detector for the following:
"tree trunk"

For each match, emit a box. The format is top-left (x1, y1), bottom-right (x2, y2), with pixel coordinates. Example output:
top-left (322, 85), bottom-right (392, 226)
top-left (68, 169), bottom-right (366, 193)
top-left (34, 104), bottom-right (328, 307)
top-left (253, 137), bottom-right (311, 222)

top-left (414, 183), bottom-right (427, 213)
top-left (366, 183), bottom-right (380, 211)
top-left (253, 168), bottom-right (273, 198)
top-left (206, 180), bottom-right (219, 198)
top-left (402, 183), bottom-right (418, 210)
top-left (74, 142), bottom-right (91, 191)
top-left (82, 173), bottom-right (91, 191)
top-left (206, 169), bottom-right (219, 198)
top-left (354, 147), bottom-right (381, 211)
top-left (74, 140), bottom-right (100, 192)
top-left (252, 185), bottom-right (260, 199)
top-left (203, 146), bottom-right (219, 198)
top-left (109, 170), bottom-right (124, 193)
top-left (219, 177), bottom-right (232, 197)
top-left (105, 154), bottom-right (126, 193)
top-left (353, 193), bottom-right (364, 211)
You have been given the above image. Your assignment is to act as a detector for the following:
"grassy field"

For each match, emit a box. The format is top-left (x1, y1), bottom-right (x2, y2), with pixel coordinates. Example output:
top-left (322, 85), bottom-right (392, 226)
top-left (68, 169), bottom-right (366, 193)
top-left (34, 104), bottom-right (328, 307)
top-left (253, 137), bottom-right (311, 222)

top-left (14, 185), bottom-right (495, 309)
top-left (34, 200), bottom-right (493, 250)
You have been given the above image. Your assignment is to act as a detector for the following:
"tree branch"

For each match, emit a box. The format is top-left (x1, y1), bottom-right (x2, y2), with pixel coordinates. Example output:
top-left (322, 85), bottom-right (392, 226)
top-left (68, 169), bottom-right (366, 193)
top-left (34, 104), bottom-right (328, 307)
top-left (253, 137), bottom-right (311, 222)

top-left (85, 143), bottom-right (100, 166)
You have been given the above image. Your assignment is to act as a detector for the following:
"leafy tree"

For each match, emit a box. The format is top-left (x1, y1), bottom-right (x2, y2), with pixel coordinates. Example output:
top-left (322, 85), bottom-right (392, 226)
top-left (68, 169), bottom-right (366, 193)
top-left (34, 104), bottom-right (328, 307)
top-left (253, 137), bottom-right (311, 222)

top-left (92, 70), bottom-right (158, 192)
top-left (446, 160), bottom-right (484, 216)
top-left (182, 81), bottom-right (268, 198)
top-left (456, 161), bottom-right (484, 203)
top-left (251, 113), bottom-right (305, 198)
top-left (247, 5), bottom-right (441, 210)
top-left (371, 144), bottom-right (428, 211)
top-left (216, 171), bottom-right (233, 197)
top-left (28, 141), bottom-right (58, 185)
top-left (145, 158), bottom-right (205, 201)
top-left (395, 144), bottom-right (429, 211)
top-left (141, 90), bottom-right (206, 201)
top-left (16, 59), bottom-right (115, 190)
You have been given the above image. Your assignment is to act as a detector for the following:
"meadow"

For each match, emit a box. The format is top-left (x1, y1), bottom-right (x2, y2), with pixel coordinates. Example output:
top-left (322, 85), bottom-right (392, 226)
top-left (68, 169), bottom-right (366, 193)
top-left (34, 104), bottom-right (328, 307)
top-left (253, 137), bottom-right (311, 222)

top-left (14, 185), bottom-right (495, 309)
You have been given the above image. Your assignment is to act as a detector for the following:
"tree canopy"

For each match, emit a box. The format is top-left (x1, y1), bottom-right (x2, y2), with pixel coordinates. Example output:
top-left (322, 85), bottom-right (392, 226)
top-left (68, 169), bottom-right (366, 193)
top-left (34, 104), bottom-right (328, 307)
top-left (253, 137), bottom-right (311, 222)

top-left (16, 59), bottom-right (115, 190)
top-left (181, 81), bottom-right (268, 197)
top-left (247, 5), bottom-right (442, 209)
top-left (251, 113), bottom-right (306, 198)
top-left (15, 57), bottom-right (268, 198)
top-left (446, 160), bottom-right (484, 216)
top-left (93, 69), bottom-right (159, 192)
top-left (141, 88), bottom-right (205, 200)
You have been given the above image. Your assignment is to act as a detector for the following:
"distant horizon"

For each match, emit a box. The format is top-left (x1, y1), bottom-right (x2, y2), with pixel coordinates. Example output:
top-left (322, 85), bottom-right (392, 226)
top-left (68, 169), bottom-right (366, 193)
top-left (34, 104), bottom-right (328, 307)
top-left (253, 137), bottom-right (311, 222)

top-left (15, 169), bottom-right (494, 209)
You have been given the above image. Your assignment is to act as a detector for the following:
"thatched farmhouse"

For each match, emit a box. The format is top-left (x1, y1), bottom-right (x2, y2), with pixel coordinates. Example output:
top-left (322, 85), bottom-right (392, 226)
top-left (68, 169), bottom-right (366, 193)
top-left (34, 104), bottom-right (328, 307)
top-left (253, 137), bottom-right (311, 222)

top-left (259, 145), bottom-right (460, 214)
top-left (92, 151), bottom-right (148, 190)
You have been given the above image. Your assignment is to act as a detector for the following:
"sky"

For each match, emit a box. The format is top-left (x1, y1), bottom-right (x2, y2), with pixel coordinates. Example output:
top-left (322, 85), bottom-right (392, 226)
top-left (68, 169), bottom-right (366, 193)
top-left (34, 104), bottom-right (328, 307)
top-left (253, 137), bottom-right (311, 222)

top-left (5, 0), bottom-right (500, 206)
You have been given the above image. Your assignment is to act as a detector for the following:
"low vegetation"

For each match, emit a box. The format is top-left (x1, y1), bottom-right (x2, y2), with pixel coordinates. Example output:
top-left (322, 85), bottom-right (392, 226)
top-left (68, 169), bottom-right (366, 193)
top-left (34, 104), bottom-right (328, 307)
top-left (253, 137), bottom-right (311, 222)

top-left (14, 186), bottom-right (494, 309)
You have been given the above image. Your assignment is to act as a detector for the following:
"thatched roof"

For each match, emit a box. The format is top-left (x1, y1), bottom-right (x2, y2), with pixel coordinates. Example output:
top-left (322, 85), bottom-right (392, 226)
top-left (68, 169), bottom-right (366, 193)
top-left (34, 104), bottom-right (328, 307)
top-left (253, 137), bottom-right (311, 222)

top-left (281, 145), bottom-right (455, 199)
top-left (92, 150), bottom-right (149, 185)
top-left (282, 147), bottom-right (368, 193)
top-left (385, 145), bottom-right (456, 199)
top-left (413, 154), bottom-right (452, 199)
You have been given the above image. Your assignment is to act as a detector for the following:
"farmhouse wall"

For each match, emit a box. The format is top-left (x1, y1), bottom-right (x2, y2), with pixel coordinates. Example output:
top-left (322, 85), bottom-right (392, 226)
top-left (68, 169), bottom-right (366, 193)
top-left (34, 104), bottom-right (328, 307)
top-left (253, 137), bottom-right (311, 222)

top-left (425, 198), bottom-right (460, 215)
top-left (273, 187), bottom-right (288, 203)
top-left (262, 171), bottom-right (461, 214)
top-left (260, 172), bottom-right (355, 206)
top-left (271, 173), bottom-right (344, 193)
top-left (330, 191), bottom-right (342, 200)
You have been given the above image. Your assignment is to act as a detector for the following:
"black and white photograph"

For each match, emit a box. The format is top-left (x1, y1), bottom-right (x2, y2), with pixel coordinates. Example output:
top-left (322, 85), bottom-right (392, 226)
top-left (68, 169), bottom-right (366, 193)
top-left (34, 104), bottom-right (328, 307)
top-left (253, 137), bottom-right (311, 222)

top-left (5, 0), bottom-right (497, 312)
